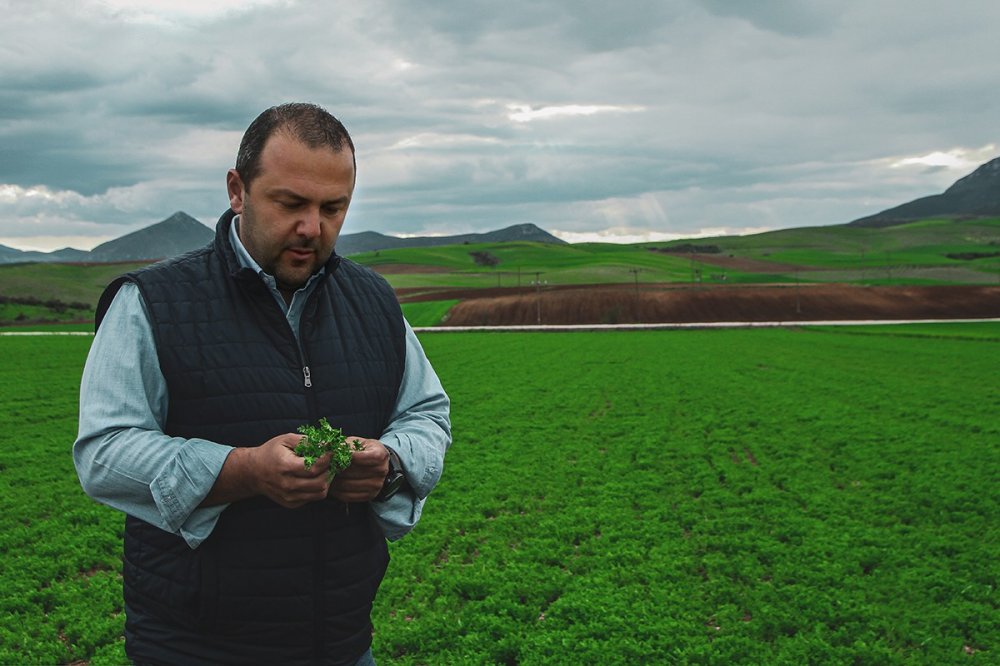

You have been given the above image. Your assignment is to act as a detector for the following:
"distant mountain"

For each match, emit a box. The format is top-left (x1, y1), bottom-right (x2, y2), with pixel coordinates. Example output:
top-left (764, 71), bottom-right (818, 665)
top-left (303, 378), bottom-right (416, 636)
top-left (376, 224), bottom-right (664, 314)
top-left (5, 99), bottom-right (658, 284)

top-left (0, 211), bottom-right (214, 265)
top-left (335, 223), bottom-right (565, 255)
top-left (88, 211), bottom-right (214, 262)
top-left (0, 243), bottom-right (25, 262)
top-left (46, 247), bottom-right (92, 262)
top-left (0, 244), bottom-right (92, 264)
top-left (0, 215), bottom-right (564, 264)
top-left (850, 156), bottom-right (1000, 227)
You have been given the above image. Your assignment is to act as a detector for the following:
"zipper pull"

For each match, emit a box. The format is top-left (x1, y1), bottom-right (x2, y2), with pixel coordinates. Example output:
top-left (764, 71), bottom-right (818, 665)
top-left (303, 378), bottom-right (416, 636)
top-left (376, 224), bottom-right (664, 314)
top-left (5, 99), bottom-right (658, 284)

top-left (302, 366), bottom-right (312, 388)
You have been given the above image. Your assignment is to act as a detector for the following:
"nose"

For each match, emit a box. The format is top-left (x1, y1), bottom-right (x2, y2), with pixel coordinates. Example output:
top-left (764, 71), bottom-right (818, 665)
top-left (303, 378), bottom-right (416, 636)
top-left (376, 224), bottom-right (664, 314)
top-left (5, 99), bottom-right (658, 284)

top-left (297, 207), bottom-right (322, 239)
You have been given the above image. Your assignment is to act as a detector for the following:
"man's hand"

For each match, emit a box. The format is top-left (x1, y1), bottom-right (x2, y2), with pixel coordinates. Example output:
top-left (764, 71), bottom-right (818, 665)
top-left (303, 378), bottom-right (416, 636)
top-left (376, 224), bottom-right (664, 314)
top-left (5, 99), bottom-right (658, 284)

top-left (328, 437), bottom-right (390, 503)
top-left (202, 433), bottom-right (332, 509)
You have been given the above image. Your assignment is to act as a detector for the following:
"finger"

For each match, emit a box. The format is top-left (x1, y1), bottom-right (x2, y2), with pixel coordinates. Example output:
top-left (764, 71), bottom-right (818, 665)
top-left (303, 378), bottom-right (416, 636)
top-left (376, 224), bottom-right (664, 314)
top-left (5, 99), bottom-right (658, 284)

top-left (336, 479), bottom-right (384, 502)
top-left (330, 474), bottom-right (383, 496)
top-left (279, 433), bottom-right (308, 450)
top-left (275, 491), bottom-right (326, 509)
top-left (337, 458), bottom-right (387, 478)
top-left (270, 482), bottom-right (329, 508)
top-left (347, 446), bottom-right (388, 467)
top-left (284, 458), bottom-right (330, 479)
top-left (344, 437), bottom-right (384, 450)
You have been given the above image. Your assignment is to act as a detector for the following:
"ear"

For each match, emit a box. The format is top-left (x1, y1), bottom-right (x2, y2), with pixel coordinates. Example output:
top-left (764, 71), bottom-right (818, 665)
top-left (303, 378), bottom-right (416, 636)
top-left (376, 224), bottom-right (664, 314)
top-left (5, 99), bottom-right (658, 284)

top-left (226, 169), bottom-right (246, 213)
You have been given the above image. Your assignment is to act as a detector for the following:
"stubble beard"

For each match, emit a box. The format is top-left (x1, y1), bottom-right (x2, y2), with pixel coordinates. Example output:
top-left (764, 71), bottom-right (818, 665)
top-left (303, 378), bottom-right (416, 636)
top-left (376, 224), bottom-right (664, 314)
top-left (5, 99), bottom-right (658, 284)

top-left (239, 202), bottom-right (325, 293)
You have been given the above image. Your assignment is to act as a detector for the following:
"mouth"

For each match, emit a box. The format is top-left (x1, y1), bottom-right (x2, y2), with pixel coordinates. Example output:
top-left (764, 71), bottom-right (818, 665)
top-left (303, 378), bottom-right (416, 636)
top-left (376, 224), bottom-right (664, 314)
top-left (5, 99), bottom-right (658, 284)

top-left (285, 247), bottom-right (315, 262)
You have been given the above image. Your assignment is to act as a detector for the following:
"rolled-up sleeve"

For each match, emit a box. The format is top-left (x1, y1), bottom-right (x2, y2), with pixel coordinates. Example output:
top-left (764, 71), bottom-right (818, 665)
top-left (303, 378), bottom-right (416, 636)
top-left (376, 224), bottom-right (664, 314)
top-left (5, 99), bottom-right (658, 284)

top-left (373, 321), bottom-right (452, 540)
top-left (73, 283), bottom-right (233, 549)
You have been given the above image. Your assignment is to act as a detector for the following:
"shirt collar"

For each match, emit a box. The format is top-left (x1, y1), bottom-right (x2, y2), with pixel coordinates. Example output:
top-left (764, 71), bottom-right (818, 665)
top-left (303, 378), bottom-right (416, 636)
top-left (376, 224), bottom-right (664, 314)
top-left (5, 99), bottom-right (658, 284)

top-left (229, 215), bottom-right (326, 309)
top-left (229, 215), bottom-right (326, 292)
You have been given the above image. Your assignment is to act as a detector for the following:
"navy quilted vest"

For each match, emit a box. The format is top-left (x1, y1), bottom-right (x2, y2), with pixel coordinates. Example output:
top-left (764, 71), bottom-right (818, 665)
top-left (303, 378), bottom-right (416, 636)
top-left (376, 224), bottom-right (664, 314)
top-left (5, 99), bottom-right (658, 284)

top-left (96, 211), bottom-right (406, 665)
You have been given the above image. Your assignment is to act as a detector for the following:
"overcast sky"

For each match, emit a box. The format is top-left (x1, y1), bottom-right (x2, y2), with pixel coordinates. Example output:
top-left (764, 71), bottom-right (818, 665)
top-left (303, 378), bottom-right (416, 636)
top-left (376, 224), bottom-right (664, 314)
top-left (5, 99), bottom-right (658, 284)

top-left (1, 0), bottom-right (998, 251)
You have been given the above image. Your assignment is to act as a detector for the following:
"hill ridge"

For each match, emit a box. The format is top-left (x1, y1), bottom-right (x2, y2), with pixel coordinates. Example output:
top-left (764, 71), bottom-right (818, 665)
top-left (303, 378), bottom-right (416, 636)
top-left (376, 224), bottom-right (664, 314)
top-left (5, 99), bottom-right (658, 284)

top-left (850, 156), bottom-right (1000, 228)
top-left (3, 154), bottom-right (1000, 263)
top-left (0, 216), bottom-right (564, 264)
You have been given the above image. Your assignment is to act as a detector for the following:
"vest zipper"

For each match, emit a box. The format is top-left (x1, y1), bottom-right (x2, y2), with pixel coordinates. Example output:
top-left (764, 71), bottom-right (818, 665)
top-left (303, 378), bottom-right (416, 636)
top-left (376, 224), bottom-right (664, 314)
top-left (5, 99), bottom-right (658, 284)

top-left (300, 351), bottom-right (319, 421)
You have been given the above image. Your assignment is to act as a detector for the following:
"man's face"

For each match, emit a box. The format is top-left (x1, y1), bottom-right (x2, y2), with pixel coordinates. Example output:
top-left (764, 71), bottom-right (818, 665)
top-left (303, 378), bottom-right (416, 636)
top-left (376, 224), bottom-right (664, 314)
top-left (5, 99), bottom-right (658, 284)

top-left (227, 131), bottom-right (355, 295)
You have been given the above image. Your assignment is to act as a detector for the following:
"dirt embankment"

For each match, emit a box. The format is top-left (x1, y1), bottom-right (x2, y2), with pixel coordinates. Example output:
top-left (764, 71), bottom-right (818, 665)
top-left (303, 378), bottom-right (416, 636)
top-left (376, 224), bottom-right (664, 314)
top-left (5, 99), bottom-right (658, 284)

top-left (435, 284), bottom-right (1000, 326)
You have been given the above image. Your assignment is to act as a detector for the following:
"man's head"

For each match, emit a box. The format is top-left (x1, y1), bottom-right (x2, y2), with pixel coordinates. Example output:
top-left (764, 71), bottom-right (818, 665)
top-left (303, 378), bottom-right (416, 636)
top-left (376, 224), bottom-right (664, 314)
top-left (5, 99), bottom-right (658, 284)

top-left (227, 103), bottom-right (356, 298)
top-left (234, 103), bottom-right (356, 191)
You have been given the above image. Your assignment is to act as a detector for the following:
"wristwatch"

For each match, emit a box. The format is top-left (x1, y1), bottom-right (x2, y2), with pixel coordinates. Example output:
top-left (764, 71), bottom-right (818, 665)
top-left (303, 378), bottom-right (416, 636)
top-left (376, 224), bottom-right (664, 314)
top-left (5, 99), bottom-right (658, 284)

top-left (374, 449), bottom-right (405, 502)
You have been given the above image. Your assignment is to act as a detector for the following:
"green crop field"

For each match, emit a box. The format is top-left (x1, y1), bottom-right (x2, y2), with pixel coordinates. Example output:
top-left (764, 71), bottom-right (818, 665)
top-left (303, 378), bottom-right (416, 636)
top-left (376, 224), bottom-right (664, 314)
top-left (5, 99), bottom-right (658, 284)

top-left (646, 217), bottom-right (1000, 286)
top-left (399, 300), bottom-right (461, 327)
top-left (1, 324), bottom-right (998, 664)
top-left (349, 217), bottom-right (1000, 289)
top-left (678, 217), bottom-right (1000, 263)
top-left (0, 262), bottom-right (150, 326)
top-left (0, 262), bottom-right (150, 305)
top-left (352, 242), bottom-right (723, 289)
top-left (2, 217), bottom-right (998, 325)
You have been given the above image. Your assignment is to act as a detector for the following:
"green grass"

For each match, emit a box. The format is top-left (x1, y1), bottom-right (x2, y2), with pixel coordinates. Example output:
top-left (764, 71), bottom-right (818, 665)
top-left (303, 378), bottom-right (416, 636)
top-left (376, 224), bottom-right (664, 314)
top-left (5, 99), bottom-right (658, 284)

top-left (0, 323), bottom-right (94, 333)
top-left (401, 300), bottom-right (460, 327)
top-left (0, 302), bottom-right (93, 325)
top-left (353, 241), bottom-right (778, 288)
top-left (375, 327), bottom-right (999, 664)
top-left (354, 218), bottom-right (1000, 288)
top-left (2, 218), bottom-right (997, 317)
top-left (666, 218), bottom-right (1000, 281)
top-left (0, 335), bottom-right (125, 664)
top-left (2, 325), bottom-right (998, 664)
top-left (0, 262), bottom-right (149, 305)
top-left (806, 321), bottom-right (1000, 340)
top-left (0, 261), bottom-right (150, 325)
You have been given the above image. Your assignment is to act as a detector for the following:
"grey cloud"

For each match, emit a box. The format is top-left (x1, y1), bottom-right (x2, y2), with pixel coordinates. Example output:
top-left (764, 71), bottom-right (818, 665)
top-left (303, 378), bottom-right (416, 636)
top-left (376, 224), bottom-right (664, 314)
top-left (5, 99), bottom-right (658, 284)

top-left (1, 0), bottom-right (999, 249)
top-left (698, 0), bottom-right (841, 36)
top-left (385, 0), bottom-right (682, 52)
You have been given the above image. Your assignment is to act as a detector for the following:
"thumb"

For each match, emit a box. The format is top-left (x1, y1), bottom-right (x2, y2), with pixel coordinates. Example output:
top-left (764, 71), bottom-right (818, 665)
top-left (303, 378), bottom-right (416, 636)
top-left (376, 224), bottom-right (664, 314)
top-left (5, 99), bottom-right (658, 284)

top-left (281, 433), bottom-right (307, 450)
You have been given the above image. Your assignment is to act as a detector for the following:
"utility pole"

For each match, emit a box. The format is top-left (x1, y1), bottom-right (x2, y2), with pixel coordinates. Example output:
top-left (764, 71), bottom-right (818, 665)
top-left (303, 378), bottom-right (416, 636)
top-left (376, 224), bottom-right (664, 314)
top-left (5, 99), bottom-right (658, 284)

top-left (795, 269), bottom-right (801, 315)
top-left (628, 268), bottom-right (641, 320)
top-left (534, 271), bottom-right (542, 324)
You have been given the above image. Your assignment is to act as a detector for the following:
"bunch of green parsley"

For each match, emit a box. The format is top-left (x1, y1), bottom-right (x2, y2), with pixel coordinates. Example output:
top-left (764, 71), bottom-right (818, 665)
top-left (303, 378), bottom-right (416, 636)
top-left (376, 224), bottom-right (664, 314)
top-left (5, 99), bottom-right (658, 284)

top-left (294, 417), bottom-right (364, 481)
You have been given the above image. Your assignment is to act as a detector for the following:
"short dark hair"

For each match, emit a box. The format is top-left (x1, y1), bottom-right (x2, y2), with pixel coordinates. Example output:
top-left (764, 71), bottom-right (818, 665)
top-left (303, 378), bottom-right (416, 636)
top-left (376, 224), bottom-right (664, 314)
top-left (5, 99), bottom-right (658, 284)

top-left (235, 102), bottom-right (356, 189)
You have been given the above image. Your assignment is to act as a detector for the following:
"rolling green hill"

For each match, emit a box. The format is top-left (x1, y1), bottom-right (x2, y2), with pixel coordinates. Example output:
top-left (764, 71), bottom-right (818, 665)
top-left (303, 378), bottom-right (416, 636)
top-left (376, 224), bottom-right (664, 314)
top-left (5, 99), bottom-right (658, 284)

top-left (353, 241), bottom-right (707, 287)
top-left (667, 217), bottom-right (1000, 265)
top-left (355, 217), bottom-right (1000, 288)
top-left (1, 218), bottom-right (997, 325)
top-left (0, 262), bottom-right (151, 325)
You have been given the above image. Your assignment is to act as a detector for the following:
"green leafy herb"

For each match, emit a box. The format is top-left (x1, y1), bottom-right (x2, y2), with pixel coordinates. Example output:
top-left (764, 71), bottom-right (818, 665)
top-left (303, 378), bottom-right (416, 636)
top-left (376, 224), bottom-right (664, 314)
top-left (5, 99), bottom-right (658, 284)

top-left (294, 417), bottom-right (364, 481)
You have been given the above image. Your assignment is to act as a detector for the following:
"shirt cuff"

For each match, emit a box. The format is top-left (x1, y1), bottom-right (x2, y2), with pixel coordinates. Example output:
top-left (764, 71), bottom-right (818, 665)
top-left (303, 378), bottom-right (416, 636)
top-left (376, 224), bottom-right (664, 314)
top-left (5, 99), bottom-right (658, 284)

top-left (370, 487), bottom-right (426, 541)
top-left (149, 438), bottom-right (233, 548)
top-left (380, 432), bottom-right (441, 499)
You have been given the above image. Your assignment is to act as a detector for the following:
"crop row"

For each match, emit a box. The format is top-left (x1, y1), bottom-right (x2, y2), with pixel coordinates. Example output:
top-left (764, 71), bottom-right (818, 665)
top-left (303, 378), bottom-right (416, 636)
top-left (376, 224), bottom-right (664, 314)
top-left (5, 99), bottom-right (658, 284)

top-left (0, 324), bottom-right (997, 664)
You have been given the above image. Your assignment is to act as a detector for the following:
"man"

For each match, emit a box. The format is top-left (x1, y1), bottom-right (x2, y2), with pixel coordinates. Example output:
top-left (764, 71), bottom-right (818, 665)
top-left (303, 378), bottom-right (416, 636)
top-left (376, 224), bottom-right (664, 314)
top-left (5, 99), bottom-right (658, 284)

top-left (74, 103), bottom-right (451, 665)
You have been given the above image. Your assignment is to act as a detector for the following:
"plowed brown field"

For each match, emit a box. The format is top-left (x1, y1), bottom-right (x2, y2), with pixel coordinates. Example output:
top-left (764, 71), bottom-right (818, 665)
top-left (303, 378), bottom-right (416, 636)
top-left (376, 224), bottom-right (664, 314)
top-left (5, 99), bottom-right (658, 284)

top-left (403, 284), bottom-right (1000, 326)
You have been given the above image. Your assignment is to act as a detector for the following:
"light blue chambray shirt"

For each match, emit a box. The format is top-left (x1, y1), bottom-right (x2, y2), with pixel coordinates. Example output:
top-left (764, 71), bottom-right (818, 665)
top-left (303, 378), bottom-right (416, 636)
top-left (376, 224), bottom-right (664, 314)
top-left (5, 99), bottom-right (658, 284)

top-left (74, 217), bottom-right (451, 548)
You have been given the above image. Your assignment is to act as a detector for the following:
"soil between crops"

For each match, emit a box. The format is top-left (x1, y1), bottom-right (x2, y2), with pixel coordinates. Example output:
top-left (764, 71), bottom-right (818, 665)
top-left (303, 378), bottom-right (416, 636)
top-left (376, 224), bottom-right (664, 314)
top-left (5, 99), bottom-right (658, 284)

top-left (395, 284), bottom-right (1000, 326)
